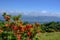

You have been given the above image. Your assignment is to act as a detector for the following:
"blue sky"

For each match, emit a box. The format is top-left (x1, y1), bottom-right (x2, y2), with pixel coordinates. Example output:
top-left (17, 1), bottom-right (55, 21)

top-left (0, 0), bottom-right (60, 16)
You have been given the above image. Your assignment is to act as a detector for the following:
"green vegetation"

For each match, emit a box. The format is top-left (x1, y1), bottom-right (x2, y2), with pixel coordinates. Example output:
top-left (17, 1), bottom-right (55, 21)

top-left (34, 32), bottom-right (60, 40)
top-left (41, 22), bottom-right (60, 32)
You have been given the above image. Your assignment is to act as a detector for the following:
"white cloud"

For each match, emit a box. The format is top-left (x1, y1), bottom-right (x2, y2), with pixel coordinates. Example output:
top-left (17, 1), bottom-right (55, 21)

top-left (23, 10), bottom-right (60, 17)
top-left (0, 10), bottom-right (60, 17)
top-left (41, 10), bottom-right (48, 13)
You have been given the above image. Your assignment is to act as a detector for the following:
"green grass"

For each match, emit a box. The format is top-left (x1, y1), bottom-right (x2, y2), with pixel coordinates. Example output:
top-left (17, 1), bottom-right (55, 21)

top-left (33, 32), bottom-right (60, 40)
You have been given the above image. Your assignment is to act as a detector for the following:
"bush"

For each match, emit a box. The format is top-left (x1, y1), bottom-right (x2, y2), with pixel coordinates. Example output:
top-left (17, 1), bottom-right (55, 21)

top-left (0, 13), bottom-right (40, 40)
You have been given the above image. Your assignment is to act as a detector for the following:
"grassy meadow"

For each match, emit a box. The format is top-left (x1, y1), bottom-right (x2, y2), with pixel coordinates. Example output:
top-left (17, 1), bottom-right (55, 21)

top-left (33, 32), bottom-right (60, 40)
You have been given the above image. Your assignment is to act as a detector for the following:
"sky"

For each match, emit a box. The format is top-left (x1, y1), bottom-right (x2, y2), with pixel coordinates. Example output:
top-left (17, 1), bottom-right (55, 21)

top-left (0, 0), bottom-right (60, 17)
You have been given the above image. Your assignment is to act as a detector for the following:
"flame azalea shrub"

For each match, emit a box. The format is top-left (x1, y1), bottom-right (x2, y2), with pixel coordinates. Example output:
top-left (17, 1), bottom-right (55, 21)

top-left (0, 12), bottom-right (40, 40)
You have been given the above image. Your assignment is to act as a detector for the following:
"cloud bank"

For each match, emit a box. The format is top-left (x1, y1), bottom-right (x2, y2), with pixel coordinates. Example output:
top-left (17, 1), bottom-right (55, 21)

top-left (0, 10), bottom-right (60, 17)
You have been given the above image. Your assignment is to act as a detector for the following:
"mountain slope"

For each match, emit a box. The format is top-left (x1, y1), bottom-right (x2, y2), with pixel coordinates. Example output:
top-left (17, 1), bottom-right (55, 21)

top-left (21, 16), bottom-right (60, 23)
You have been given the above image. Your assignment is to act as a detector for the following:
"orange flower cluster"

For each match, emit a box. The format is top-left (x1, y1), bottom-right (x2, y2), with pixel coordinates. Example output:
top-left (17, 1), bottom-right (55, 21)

top-left (1, 13), bottom-right (40, 40)
top-left (4, 15), bottom-right (10, 19)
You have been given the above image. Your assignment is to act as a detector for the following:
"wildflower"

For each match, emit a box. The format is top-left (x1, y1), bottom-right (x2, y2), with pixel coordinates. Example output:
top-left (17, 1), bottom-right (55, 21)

top-left (16, 34), bottom-right (21, 40)
top-left (26, 24), bottom-right (32, 29)
top-left (27, 31), bottom-right (31, 36)
top-left (4, 15), bottom-right (10, 19)
top-left (5, 24), bottom-right (9, 26)
top-left (11, 26), bottom-right (18, 30)
top-left (0, 30), bottom-right (3, 32)
top-left (19, 26), bottom-right (24, 31)
top-left (23, 26), bottom-right (26, 30)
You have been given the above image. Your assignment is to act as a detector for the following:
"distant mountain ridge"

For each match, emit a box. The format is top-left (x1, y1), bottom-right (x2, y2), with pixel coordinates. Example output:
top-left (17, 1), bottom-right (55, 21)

top-left (0, 13), bottom-right (60, 23)
top-left (21, 15), bottom-right (60, 23)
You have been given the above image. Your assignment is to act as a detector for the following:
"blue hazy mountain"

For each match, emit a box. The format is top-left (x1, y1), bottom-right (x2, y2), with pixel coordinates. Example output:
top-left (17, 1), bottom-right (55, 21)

top-left (21, 15), bottom-right (60, 23)
top-left (0, 14), bottom-right (60, 23)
